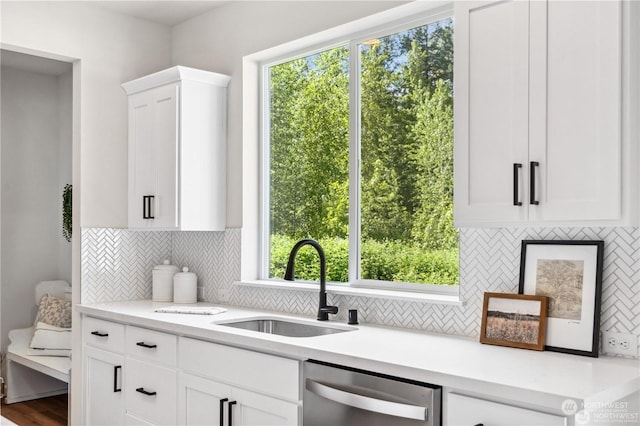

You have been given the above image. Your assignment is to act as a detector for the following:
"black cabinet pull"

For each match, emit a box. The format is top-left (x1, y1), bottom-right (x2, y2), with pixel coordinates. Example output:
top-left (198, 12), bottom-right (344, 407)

top-left (474, 424), bottom-right (484, 426)
top-left (91, 331), bottom-right (108, 337)
top-left (228, 401), bottom-right (237, 426)
top-left (530, 161), bottom-right (539, 205)
top-left (113, 365), bottom-right (122, 392)
top-left (136, 341), bottom-right (157, 349)
top-left (143, 196), bottom-right (148, 219)
top-left (219, 398), bottom-right (228, 426)
top-left (513, 163), bottom-right (522, 206)
top-left (143, 195), bottom-right (155, 219)
top-left (136, 387), bottom-right (157, 396)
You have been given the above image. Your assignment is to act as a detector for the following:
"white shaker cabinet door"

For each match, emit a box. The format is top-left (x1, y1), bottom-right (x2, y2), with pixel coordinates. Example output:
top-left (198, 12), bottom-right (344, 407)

top-left (528, 0), bottom-right (622, 222)
top-left (454, 0), bottom-right (530, 225)
top-left (127, 83), bottom-right (179, 230)
top-left (231, 387), bottom-right (300, 426)
top-left (446, 393), bottom-right (567, 426)
top-left (124, 358), bottom-right (177, 426)
top-left (84, 346), bottom-right (125, 426)
top-left (177, 373), bottom-right (300, 426)
top-left (177, 373), bottom-right (231, 426)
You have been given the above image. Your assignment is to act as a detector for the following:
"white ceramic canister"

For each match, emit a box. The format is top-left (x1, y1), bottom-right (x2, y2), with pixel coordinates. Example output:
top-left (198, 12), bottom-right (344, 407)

top-left (152, 260), bottom-right (179, 302)
top-left (173, 267), bottom-right (197, 303)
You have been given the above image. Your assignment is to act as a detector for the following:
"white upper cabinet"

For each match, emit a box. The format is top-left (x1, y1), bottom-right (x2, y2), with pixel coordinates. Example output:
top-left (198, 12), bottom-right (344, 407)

top-left (454, 0), bottom-right (635, 227)
top-left (122, 66), bottom-right (231, 231)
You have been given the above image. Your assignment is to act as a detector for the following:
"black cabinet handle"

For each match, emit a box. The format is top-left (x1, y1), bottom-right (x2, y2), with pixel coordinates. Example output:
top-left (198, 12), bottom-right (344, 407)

top-left (135, 387), bottom-right (157, 396)
top-left (513, 163), bottom-right (522, 206)
top-left (530, 161), bottom-right (539, 205)
top-left (474, 424), bottom-right (484, 426)
top-left (143, 195), bottom-right (155, 219)
top-left (91, 331), bottom-right (108, 337)
top-left (219, 398), bottom-right (228, 426)
top-left (113, 365), bottom-right (122, 392)
top-left (143, 196), bottom-right (148, 219)
top-left (228, 401), bottom-right (237, 426)
top-left (136, 341), bottom-right (157, 349)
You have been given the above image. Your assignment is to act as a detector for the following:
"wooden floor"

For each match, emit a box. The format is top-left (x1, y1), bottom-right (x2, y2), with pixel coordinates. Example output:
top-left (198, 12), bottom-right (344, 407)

top-left (1, 394), bottom-right (67, 426)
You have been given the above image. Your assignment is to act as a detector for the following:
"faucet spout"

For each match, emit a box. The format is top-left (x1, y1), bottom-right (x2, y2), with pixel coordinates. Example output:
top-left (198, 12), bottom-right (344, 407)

top-left (284, 239), bottom-right (338, 321)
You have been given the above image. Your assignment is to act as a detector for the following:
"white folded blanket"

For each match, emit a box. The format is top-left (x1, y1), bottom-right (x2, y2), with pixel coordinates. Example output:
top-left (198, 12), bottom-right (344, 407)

top-left (154, 306), bottom-right (227, 315)
top-left (29, 322), bottom-right (72, 356)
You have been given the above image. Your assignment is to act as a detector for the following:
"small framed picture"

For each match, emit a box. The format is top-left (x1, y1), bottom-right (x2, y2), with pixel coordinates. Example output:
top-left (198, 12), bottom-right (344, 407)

top-left (480, 292), bottom-right (548, 351)
top-left (519, 240), bottom-right (604, 357)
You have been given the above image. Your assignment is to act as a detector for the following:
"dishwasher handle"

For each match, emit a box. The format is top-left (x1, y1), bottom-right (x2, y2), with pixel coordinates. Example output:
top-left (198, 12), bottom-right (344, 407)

top-left (306, 379), bottom-right (427, 421)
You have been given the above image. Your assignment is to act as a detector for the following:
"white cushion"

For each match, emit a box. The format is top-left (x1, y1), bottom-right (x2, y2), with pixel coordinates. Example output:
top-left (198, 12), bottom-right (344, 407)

top-left (30, 322), bottom-right (71, 351)
top-left (26, 347), bottom-right (71, 357)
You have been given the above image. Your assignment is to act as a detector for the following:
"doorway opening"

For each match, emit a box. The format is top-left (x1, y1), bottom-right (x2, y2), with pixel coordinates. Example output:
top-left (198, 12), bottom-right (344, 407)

top-left (0, 49), bottom-right (73, 422)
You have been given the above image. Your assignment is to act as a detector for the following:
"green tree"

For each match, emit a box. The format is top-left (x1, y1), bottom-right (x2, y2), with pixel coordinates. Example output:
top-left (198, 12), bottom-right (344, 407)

top-left (410, 80), bottom-right (457, 250)
top-left (402, 19), bottom-right (454, 93)
top-left (360, 40), bottom-right (414, 241)
top-left (270, 47), bottom-right (350, 239)
top-left (270, 58), bottom-right (308, 237)
top-left (268, 18), bottom-right (458, 284)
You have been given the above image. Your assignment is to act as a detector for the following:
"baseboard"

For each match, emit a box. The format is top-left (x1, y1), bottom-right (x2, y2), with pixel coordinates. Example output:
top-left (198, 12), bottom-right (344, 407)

top-left (4, 388), bottom-right (67, 405)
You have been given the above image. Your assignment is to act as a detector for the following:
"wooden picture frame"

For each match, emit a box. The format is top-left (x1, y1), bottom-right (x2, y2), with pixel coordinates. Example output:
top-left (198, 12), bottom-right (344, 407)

top-left (518, 240), bottom-right (604, 357)
top-left (480, 292), bottom-right (548, 351)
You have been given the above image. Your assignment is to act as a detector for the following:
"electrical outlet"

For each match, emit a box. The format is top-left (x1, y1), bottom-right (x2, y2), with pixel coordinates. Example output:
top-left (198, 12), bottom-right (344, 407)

top-left (219, 288), bottom-right (229, 302)
top-left (602, 331), bottom-right (639, 357)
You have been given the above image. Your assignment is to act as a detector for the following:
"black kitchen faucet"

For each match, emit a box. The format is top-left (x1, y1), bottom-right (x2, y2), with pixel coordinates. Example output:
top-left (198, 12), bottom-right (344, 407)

top-left (284, 239), bottom-right (338, 321)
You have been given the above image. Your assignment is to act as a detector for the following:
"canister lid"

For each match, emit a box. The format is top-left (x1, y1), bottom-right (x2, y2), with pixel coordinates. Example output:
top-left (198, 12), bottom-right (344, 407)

top-left (174, 267), bottom-right (197, 279)
top-left (153, 259), bottom-right (179, 272)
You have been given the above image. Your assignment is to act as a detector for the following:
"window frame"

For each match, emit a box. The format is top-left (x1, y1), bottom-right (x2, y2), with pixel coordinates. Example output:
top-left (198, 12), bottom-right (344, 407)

top-left (257, 3), bottom-right (458, 296)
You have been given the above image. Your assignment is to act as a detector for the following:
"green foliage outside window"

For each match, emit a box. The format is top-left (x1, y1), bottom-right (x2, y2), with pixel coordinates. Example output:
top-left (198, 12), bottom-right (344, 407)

top-left (269, 18), bottom-right (457, 286)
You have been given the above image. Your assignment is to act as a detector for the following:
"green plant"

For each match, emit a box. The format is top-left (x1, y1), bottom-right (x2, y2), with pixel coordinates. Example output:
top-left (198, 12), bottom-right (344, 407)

top-left (270, 234), bottom-right (458, 285)
top-left (62, 184), bottom-right (72, 242)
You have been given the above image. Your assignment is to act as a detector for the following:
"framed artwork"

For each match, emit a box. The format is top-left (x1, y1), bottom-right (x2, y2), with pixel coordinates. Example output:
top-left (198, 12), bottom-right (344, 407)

top-left (519, 240), bottom-right (604, 357)
top-left (480, 292), bottom-right (548, 351)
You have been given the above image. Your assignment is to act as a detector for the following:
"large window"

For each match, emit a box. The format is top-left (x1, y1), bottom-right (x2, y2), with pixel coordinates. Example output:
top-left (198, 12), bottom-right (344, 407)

top-left (263, 15), bottom-right (456, 291)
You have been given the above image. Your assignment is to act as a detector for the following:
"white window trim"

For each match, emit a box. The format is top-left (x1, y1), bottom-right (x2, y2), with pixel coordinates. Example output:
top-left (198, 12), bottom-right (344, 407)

top-left (241, 1), bottom-right (460, 303)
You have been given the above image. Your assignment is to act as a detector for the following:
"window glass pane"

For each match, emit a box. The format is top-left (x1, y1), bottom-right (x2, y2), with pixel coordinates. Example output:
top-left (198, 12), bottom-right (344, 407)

top-left (359, 18), bottom-right (458, 285)
top-left (268, 46), bottom-right (350, 282)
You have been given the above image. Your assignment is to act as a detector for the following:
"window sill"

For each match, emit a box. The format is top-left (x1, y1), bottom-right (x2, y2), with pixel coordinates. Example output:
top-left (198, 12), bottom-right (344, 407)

top-left (234, 280), bottom-right (465, 306)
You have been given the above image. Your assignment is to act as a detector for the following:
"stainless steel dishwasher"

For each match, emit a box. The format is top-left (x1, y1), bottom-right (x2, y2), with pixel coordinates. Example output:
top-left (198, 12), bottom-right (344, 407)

top-left (303, 360), bottom-right (441, 426)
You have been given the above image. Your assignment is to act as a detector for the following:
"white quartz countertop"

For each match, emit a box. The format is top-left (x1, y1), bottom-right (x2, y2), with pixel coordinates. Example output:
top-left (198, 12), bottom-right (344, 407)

top-left (77, 300), bottom-right (640, 410)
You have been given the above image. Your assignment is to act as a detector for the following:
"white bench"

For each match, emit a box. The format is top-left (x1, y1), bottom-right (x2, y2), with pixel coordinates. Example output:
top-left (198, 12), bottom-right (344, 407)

top-left (5, 280), bottom-right (71, 404)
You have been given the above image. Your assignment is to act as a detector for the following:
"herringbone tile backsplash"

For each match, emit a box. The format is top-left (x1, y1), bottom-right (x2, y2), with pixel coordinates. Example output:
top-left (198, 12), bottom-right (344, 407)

top-left (82, 227), bottom-right (639, 357)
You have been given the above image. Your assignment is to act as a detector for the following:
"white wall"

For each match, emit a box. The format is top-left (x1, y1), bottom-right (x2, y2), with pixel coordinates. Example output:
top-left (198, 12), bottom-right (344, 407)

top-left (1, 4), bottom-right (172, 422)
top-left (171, 1), bottom-right (408, 227)
top-left (0, 66), bottom-right (71, 351)
top-left (1, 1), bottom-right (172, 228)
top-left (2, 0), bottom-right (406, 229)
top-left (58, 71), bottom-right (73, 282)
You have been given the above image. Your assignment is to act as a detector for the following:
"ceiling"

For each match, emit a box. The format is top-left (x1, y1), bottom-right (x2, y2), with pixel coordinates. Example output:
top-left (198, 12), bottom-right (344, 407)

top-left (1, 50), bottom-right (72, 75)
top-left (90, 1), bottom-right (229, 26)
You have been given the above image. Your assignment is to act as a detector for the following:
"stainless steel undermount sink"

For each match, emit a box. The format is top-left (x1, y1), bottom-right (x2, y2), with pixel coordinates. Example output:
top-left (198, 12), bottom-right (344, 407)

top-left (215, 317), bottom-right (355, 338)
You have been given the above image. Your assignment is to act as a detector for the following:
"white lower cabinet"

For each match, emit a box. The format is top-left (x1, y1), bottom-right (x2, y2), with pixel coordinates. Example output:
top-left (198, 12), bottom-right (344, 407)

top-left (178, 373), bottom-right (299, 426)
top-left (125, 358), bottom-right (177, 425)
top-left (84, 346), bottom-right (125, 426)
top-left (178, 337), bottom-right (301, 426)
top-left (125, 413), bottom-right (155, 425)
top-left (83, 316), bottom-right (301, 426)
top-left (446, 393), bottom-right (568, 426)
